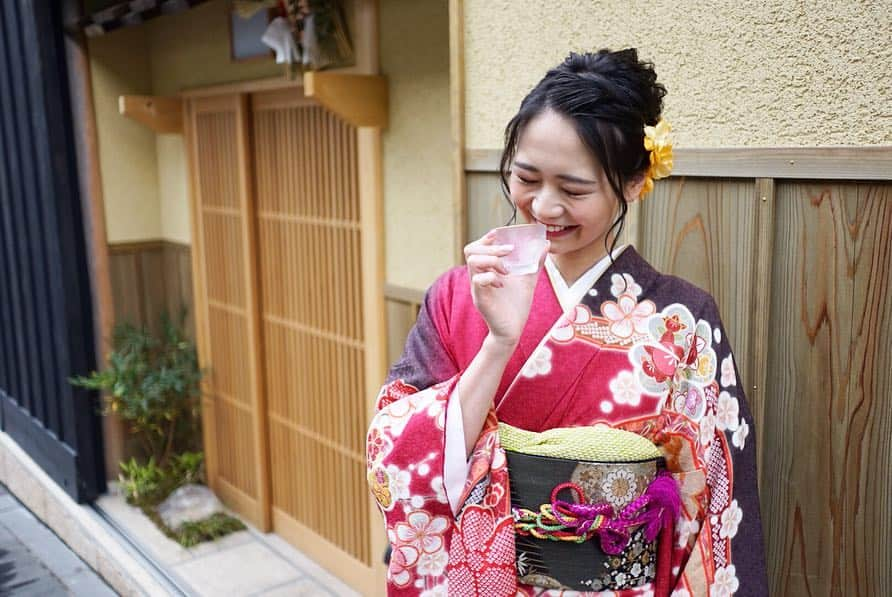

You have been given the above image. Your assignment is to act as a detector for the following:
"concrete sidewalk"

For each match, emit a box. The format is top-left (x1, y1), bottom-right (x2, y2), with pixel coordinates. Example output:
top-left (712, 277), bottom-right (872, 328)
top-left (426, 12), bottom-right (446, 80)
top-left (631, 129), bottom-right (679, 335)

top-left (0, 483), bottom-right (116, 596)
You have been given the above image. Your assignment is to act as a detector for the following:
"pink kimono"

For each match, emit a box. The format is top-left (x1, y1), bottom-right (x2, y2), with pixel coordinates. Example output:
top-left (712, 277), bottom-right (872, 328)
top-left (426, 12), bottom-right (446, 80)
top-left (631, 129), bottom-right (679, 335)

top-left (366, 248), bottom-right (767, 596)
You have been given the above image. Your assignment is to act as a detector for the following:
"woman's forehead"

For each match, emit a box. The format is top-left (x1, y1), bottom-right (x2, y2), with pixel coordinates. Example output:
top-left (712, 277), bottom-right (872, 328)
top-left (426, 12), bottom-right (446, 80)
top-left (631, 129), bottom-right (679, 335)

top-left (514, 109), bottom-right (600, 177)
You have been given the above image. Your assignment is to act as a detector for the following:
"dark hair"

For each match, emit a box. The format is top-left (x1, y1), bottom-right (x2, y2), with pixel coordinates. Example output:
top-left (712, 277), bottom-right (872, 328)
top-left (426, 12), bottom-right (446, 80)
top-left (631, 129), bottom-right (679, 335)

top-left (499, 49), bottom-right (666, 257)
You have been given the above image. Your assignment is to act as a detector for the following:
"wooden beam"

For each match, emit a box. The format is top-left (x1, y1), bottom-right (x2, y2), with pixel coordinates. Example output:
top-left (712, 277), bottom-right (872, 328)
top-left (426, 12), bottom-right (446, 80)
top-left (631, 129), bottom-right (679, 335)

top-left (62, 2), bottom-right (122, 480)
top-left (118, 94), bottom-right (183, 134)
top-left (449, 0), bottom-right (467, 257)
top-left (303, 71), bottom-right (388, 129)
top-left (465, 146), bottom-right (892, 181)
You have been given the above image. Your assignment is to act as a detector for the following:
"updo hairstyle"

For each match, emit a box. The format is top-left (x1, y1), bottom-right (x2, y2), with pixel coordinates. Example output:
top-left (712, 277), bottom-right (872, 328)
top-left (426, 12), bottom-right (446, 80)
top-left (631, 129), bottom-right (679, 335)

top-left (499, 49), bottom-right (666, 252)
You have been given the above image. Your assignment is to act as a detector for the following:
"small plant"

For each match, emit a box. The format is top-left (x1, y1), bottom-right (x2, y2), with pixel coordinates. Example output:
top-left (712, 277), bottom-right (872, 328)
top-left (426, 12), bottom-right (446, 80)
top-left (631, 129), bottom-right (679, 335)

top-left (70, 312), bottom-right (202, 467)
top-left (117, 451), bottom-right (206, 508)
top-left (172, 513), bottom-right (246, 548)
top-left (118, 457), bottom-right (167, 507)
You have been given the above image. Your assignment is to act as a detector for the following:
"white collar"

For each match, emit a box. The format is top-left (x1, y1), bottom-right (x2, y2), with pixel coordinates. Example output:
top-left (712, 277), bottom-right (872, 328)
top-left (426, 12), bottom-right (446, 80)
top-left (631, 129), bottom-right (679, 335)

top-left (544, 245), bottom-right (628, 314)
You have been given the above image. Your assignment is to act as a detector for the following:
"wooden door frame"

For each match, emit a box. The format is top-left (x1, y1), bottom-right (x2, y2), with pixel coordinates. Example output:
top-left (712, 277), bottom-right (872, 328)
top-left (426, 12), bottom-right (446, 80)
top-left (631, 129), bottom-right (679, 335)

top-left (182, 76), bottom-right (388, 593)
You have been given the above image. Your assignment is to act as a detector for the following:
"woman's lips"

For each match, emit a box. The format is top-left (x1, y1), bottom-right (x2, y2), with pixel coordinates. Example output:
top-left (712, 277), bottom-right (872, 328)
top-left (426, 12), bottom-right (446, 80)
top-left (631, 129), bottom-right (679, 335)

top-left (543, 224), bottom-right (577, 238)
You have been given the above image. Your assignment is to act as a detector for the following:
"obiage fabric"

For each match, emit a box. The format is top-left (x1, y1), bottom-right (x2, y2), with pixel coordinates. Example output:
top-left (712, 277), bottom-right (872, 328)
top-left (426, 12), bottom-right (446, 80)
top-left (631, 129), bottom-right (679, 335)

top-left (366, 247), bottom-right (767, 596)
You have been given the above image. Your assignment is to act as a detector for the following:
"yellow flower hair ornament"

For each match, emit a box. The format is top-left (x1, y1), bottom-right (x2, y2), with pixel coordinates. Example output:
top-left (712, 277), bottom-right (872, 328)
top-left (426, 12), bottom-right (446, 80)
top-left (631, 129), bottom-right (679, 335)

top-left (640, 119), bottom-right (673, 199)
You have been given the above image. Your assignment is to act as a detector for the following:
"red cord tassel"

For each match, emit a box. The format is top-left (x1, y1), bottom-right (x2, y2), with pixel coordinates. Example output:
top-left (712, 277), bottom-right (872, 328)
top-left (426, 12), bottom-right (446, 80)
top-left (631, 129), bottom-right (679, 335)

top-left (653, 516), bottom-right (674, 597)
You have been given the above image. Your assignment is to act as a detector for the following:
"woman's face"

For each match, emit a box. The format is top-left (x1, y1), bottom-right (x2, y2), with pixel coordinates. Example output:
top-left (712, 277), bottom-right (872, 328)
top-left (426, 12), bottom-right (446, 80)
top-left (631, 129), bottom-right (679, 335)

top-left (509, 109), bottom-right (638, 265)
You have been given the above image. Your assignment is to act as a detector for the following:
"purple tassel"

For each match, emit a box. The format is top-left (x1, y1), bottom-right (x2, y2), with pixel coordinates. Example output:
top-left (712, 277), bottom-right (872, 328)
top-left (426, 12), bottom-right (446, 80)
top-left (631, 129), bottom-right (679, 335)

top-left (601, 472), bottom-right (681, 554)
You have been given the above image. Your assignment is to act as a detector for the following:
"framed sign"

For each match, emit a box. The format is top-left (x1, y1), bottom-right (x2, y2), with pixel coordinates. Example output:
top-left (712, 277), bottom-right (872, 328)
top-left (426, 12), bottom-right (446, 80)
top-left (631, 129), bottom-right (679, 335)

top-left (230, 8), bottom-right (275, 61)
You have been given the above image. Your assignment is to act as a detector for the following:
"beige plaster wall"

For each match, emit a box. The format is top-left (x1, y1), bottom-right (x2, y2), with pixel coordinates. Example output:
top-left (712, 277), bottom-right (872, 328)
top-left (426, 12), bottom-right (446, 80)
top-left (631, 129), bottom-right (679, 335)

top-left (464, 0), bottom-right (892, 150)
top-left (88, 27), bottom-right (161, 243)
top-left (380, 0), bottom-right (454, 290)
top-left (148, 0), bottom-right (283, 245)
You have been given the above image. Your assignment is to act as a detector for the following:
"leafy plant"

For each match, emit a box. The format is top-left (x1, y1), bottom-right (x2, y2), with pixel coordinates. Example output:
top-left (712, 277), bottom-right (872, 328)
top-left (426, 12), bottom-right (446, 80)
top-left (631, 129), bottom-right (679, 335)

top-left (117, 452), bottom-right (244, 547)
top-left (71, 312), bottom-right (202, 467)
top-left (172, 513), bottom-right (246, 548)
top-left (117, 451), bottom-right (206, 508)
top-left (118, 457), bottom-right (167, 507)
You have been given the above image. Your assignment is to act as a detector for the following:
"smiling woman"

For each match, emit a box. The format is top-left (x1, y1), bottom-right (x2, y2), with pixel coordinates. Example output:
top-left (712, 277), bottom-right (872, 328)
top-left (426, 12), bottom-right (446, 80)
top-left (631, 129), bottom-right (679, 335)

top-left (368, 49), bottom-right (767, 597)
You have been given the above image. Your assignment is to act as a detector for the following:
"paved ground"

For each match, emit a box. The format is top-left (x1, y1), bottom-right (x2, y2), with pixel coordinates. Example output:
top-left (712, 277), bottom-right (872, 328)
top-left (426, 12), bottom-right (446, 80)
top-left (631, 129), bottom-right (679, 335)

top-left (96, 485), bottom-right (360, 596)
top-left (0, 484), bottom-right (116, 596)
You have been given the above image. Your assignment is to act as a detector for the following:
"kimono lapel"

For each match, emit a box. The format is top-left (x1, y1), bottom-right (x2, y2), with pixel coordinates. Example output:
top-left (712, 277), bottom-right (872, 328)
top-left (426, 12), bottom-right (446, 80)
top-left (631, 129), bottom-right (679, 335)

top-left (495, 248), bottom-right (656, 430)
top-left (492, 271), bottom-right (564, 405)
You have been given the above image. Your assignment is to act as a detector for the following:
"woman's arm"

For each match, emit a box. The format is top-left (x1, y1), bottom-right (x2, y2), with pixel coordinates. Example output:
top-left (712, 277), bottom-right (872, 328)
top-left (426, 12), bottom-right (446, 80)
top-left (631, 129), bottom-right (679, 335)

top-left (456, 334), bottom-right (517, 455)
top-left (457, 232), bottom-right (549, 455)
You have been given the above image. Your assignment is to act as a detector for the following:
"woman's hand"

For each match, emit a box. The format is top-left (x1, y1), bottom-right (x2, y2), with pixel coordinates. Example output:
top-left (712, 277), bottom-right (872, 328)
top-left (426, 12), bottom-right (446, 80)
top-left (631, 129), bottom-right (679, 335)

top-left (464, 231), bottom-right (549, 347)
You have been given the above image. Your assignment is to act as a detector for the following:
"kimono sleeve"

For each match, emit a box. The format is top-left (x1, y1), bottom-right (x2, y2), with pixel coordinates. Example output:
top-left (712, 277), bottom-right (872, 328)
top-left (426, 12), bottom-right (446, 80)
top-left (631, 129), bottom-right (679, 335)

top-left (365, 276), bottom-right (465, 594)
top-left (677, 298), bottom-right (769, 597)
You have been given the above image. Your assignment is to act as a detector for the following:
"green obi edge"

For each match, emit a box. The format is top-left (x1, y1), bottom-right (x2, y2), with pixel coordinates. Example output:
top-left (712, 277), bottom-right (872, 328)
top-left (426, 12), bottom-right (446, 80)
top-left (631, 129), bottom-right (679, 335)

top-left (498, 422), bottom-right (662, 462)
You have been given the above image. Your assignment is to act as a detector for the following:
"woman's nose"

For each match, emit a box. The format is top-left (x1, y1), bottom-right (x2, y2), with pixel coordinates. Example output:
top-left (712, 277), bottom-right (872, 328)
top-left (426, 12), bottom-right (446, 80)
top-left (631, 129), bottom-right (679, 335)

top-left (532, 188), bottom-right (563, 219)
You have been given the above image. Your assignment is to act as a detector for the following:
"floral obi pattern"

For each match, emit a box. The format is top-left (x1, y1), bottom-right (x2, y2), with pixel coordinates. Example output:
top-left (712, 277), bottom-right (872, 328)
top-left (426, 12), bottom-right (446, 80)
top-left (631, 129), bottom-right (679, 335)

top-left (507, 451), bottom-right (679, 592)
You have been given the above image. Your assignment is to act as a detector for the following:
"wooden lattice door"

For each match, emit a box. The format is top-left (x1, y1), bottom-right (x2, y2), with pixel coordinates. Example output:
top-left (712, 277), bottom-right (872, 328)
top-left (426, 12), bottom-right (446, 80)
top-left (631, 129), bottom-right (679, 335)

top-left (251, 87), bottom-right (371, 571)
top-left (186, 86), bottom-right (385, 591)
top-left (185, 94), bottom-right (270, 529)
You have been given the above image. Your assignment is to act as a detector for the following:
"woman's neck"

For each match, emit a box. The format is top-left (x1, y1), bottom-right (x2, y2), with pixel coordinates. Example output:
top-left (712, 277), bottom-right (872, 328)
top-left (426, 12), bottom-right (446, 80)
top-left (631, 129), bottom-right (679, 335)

top-left (551, 245), bottom-right (611, 286)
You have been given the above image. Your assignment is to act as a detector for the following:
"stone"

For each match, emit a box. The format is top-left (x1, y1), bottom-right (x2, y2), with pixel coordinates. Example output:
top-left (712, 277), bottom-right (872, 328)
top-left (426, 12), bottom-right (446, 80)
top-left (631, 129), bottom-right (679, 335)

top-left (157, 484), bottom-right (224, 530)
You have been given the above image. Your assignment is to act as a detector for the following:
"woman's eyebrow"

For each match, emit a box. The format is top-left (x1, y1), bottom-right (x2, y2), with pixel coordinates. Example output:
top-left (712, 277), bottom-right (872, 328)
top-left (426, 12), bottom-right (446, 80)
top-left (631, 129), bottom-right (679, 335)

top-left (514, 161), bottom-right (597, 185)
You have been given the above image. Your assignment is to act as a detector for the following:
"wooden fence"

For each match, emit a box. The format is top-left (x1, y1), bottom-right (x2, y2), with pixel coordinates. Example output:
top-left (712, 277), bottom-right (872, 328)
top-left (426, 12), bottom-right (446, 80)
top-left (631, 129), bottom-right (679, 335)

top-left (384, 148), bottom-right (891, 596)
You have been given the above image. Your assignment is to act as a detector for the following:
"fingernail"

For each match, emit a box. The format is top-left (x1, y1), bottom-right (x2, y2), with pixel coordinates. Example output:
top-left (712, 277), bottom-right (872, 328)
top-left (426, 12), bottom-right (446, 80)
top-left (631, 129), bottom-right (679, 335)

top-left (500, 244), bottom-right (514, 251)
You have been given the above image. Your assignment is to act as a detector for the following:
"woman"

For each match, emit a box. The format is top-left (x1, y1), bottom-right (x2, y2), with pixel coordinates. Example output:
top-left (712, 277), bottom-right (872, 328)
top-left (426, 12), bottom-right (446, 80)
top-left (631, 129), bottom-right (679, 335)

top-left (367, 49), bottom-right (767, 596)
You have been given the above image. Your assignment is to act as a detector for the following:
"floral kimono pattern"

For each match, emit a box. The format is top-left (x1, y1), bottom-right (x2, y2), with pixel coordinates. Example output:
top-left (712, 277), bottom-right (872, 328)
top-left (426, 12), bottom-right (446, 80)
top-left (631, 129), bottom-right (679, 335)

top-left (367, 248), bottom-right (767, 596)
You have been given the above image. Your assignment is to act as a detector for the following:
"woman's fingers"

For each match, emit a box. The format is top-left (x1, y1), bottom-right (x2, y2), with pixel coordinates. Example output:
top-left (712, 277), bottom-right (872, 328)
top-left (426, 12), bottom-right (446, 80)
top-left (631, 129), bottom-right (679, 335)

top-left (464, 242), bottom-right (513, 260)
top-left (466, 253), bottom-right (509, 275)
top-left (471, 271), bottom-right (503, 288)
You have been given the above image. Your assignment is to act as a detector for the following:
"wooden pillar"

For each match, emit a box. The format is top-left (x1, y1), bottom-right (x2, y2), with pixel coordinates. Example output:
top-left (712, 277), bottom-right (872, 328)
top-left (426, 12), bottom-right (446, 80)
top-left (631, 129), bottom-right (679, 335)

top-left (61, 0), bottom-right (123, 479)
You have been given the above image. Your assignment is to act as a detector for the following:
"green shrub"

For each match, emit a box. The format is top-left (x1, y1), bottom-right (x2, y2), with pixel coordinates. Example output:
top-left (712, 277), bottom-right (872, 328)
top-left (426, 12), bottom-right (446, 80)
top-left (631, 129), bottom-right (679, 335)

top-left (118, 457), bottom-right (167, 507)
top-left (71, 312), bottom-right (202, 466)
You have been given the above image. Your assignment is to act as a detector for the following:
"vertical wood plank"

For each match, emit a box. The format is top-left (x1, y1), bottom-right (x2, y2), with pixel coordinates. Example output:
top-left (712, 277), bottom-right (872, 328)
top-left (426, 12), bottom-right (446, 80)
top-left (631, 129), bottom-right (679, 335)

top-left (748, 178), bottom-right (775, 485)
top-left (762, 182), bottom-right (855, 596)
top-left (843, 183), bottom-right (891, 596)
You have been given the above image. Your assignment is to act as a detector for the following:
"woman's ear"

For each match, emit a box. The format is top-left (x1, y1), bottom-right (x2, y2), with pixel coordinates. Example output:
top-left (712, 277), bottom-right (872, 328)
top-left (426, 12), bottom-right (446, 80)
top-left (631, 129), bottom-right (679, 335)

top-left (624, 173), bottom-right (647, 204)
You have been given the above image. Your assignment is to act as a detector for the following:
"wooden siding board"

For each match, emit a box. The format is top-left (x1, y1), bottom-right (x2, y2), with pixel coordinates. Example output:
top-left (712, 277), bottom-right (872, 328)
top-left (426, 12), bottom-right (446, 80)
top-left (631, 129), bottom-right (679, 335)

top-left (464, 147), bottom-right (892, 181)
top-left (844, 183), bottom-right (891, 595)
top-left (763, 182), bottom-right (856, 596)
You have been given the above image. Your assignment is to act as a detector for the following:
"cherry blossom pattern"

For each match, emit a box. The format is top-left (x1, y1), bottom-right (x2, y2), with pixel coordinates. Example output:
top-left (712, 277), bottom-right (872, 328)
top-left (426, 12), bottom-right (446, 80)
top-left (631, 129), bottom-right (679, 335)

top-left (417, 548), bottom-right (449, 577)
top-left (715, 392), bottom-right (740, 432)
top-left (551, 304), bottom-right (591, 343)
top-left (387, 464), bottom-right (412, 502)
top-left (720, 354), bottom-right (736, 388)
top-left (611, 272), bottom-right (642, 298)
top-left (520, 345), bottom-right (553, 378)
top-left (732, 419), bottom-right (750, 450)
top-left (609, 369), bottom-right (643, 406)
top-left (601, 294), bottom-right (656, 339)
top-left (447, 505), bottom-right (516, 595)
top-left (671, 588), bottom-right (692, 597)
top-left (366, 427), bottom-right (393, 469)
top-left (387, 542), bottom-right (420, 588)
top-left (719, 500), bottom-right (743, 540)
top-left (676, 517), bottom-right (700, 547)
top-left (395, 511), bottom-right (450, 555)
top-left (629, 304), bottom-right (717, 422)
top-left (699, 411), bottom-right (717, 447)
top-left (712, 564), bottom-right (740, 596)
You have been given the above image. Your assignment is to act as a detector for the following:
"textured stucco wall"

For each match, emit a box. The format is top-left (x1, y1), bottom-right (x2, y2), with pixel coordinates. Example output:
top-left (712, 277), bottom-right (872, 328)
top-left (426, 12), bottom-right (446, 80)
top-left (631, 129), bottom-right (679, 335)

top-left (88, 27), bottom-right (161, 243)
top-left (381, 0), bottom-right (454, 290)
top-left (148, 0), bottom-right (283, 245)
top-left (464, 0), bottom-right (892, 150)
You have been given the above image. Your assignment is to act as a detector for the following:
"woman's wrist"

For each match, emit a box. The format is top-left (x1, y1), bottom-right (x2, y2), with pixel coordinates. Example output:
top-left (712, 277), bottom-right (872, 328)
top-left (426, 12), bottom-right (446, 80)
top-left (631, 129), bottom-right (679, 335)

top-left (482, 332), bottom-right (519, 357)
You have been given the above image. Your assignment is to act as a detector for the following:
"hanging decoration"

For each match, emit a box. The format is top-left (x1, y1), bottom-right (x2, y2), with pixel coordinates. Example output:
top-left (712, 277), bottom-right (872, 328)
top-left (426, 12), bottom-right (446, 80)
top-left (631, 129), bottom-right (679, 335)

top-left (253, 0), bottom-right (354, 72)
